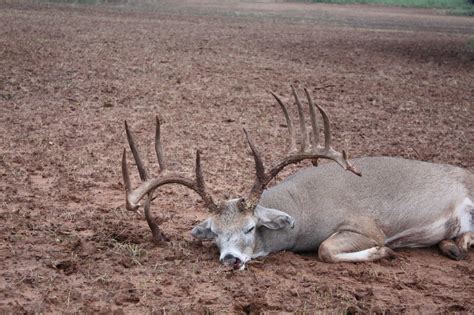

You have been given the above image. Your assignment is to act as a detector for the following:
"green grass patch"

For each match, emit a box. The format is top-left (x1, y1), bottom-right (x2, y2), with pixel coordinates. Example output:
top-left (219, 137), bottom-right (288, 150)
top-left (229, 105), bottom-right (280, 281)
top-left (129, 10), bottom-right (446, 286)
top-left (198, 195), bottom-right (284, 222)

top-left (448, 7), bottom-right (474, 15)
top-left (310, 0), bottom-right (473, 11)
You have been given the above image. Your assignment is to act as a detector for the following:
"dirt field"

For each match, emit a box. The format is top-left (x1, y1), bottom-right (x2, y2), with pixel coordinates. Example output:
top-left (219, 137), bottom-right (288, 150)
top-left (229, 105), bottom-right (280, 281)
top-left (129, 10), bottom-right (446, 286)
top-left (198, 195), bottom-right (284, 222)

top-left (1, 0), bottom-right (473, 313)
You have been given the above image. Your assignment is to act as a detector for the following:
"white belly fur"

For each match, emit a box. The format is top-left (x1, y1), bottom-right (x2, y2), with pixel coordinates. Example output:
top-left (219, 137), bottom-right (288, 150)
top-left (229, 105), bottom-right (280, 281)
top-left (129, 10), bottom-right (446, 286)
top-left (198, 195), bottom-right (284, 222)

top-left (385, 198), bottom-right (473, 249)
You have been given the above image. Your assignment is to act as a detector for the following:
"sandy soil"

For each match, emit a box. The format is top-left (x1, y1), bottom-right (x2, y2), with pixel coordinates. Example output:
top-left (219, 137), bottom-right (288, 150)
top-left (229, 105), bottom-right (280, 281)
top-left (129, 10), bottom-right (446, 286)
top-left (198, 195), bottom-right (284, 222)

top-left (1, 0), bottom-right (473, 313)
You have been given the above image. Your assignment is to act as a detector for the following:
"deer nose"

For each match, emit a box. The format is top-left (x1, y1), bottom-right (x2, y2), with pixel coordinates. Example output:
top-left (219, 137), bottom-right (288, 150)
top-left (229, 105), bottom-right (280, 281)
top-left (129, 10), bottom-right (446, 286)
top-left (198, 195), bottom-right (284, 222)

top-left (220, 254), bottom-right (241, 266)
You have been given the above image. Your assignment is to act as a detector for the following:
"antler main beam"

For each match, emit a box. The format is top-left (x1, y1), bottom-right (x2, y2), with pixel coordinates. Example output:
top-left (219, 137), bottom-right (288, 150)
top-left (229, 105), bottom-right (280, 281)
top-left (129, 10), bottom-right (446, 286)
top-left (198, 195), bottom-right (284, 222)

top-left (245, 87), bottom-right (361, 209)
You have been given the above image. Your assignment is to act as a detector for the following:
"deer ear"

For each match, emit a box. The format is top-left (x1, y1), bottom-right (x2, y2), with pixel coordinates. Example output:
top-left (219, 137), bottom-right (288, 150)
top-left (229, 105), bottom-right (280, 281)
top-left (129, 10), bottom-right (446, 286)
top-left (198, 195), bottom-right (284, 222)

top-left (255, 205), bottom-right (295, 230)
top-left (192, 218), bottom-right (217, 240)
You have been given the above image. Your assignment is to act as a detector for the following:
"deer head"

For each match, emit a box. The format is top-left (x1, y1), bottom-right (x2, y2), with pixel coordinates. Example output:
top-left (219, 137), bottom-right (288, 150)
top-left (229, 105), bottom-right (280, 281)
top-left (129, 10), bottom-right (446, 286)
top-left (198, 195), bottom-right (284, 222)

top-left (122, 87), bottom-right (360, 269)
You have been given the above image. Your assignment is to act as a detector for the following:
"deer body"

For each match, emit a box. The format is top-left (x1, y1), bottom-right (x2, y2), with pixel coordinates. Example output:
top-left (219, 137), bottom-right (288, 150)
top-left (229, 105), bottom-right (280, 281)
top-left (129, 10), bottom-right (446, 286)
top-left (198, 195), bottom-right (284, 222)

top-left (122, 87), bottom-right (473, 269)
top-left (253, 157), bottom-right (473, 257)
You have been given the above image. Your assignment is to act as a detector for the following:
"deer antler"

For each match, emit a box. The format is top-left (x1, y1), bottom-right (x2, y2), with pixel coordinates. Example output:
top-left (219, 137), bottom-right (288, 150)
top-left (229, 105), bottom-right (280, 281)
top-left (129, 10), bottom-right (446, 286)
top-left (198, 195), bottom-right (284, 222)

top-left (122, 117), bottom-right (219, 242)
top-left (244, 86), bottom-right (361, 209)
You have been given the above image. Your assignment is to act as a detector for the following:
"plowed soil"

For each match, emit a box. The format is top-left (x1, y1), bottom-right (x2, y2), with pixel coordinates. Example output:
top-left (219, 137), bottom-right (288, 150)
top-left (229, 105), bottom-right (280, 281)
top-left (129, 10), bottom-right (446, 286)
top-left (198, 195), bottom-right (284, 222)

top-left (1, 0), bottom-right (473, 313)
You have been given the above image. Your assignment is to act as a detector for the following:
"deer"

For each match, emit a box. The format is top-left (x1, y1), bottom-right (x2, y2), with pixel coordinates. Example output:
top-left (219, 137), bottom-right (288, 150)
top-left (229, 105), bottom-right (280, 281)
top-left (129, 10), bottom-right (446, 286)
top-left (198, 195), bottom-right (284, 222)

top-left (121, 87), bottom-right (473, 270)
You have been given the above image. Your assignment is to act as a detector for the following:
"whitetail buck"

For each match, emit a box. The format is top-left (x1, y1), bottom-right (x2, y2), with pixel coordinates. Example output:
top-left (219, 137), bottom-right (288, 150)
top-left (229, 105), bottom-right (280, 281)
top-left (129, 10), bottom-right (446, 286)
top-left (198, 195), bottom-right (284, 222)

top-left (122, 87), bottom-right (473, 270)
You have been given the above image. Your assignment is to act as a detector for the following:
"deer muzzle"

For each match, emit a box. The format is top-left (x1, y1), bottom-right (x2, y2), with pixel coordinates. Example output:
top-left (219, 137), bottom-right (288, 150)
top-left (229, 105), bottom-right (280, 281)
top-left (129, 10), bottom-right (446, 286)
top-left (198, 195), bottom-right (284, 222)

top-left (220, 253), bottom-right (244, 270)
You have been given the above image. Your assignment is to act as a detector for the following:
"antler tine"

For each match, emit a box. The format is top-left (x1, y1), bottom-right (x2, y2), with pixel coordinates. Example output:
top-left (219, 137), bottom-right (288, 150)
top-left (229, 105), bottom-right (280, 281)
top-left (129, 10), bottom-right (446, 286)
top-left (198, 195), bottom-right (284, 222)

top-left (243, 128), bottom-right (267, 208)
top-left (155, 116), bottom-right (167, 171)
top-left (291, 85), bottom-right (308, 153)
top-left (312, 100), bottom-right (332, 152)
top-left (271, 91), bottom-right (297, 153)
top-left (122, 148), bottom-right (145, 212)
top-left (304, 88), bottom-right (320, 150)
top-left (121, 148), bottom-right (140, 212)
top-left (125, 120), bottom-right (160, 224)
top-left (122, 149), bottom-right (131, 192)
top-left (195, 150), bottom-right (219, 213)
top-left (243, 128), bottom-right (265, 182)
top-left (125, 120), bottom-right (149, 181)
top-left (195, 150), bottom-right (205, 192)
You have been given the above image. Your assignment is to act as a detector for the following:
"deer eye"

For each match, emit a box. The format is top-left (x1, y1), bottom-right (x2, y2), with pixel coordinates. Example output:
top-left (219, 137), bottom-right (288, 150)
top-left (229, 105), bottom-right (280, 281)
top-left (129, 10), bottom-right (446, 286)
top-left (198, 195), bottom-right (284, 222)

top-left (244, 226), bottom-right (255, 234)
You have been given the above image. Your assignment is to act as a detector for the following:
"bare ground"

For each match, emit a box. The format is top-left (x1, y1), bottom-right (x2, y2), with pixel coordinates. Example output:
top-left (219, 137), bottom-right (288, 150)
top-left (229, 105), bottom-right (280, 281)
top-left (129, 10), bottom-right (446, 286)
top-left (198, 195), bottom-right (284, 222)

top-left (0, 0), bottom-right (473, 313)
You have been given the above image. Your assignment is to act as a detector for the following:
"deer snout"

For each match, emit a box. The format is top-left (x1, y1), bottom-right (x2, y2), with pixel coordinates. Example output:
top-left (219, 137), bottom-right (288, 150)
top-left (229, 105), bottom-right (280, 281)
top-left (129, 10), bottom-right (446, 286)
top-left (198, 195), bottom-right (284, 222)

top-left (220, 254), bottom-right (243, 269)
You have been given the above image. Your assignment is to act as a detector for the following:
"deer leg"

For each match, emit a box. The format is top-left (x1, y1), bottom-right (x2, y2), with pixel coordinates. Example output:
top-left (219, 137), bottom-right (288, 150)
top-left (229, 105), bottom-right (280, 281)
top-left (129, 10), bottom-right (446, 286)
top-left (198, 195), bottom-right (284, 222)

top-left (318, 231), bottom-right (395, 263)
top-left (439, 232), bottom-right (473, 261)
